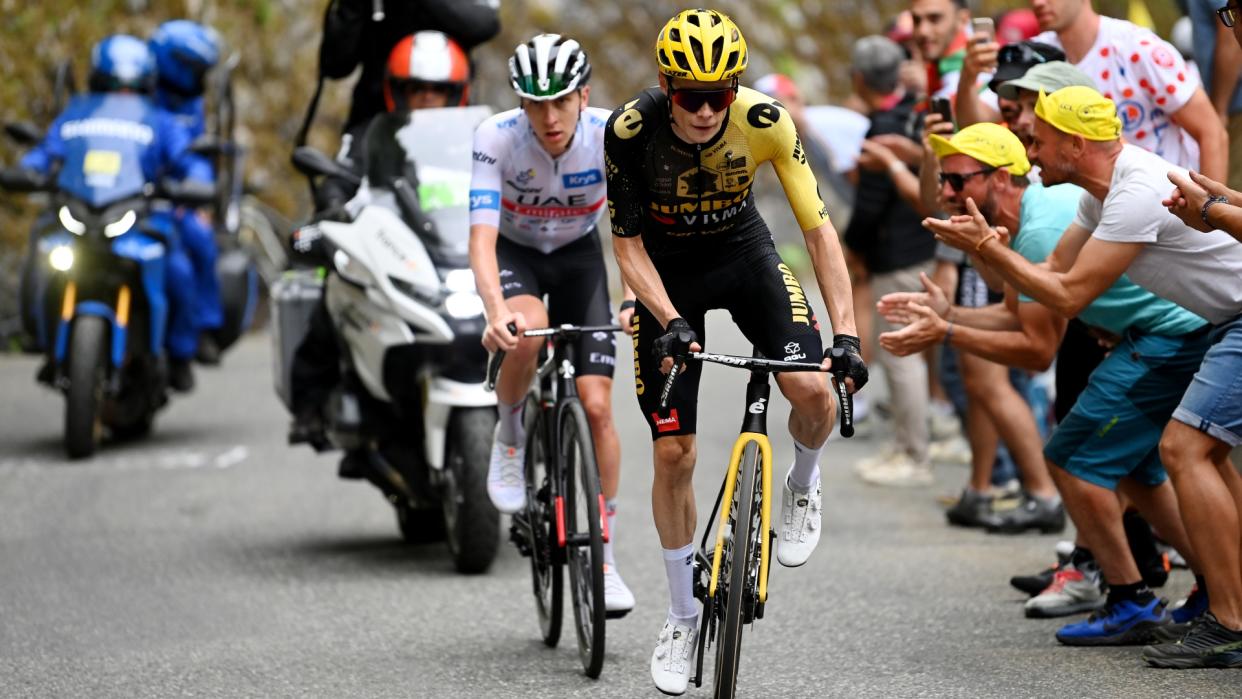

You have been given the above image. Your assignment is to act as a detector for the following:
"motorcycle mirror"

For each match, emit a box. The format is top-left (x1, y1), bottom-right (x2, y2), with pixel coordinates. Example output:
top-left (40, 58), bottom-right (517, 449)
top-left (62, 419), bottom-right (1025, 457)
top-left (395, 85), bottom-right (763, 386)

top-left (0, 167), bottom-right (51, 192)
top-left (5, 121), bottom-right (42, 146)
top-left (291, 146), bottom-right (361, 185)
top-left (157, 178), bottom-right (217, 207)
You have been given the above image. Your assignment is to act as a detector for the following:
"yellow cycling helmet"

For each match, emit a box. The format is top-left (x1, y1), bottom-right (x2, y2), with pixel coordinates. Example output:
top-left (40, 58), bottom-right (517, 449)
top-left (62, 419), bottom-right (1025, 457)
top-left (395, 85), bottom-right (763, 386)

top-left (655, 9), bottom-right (748, 82)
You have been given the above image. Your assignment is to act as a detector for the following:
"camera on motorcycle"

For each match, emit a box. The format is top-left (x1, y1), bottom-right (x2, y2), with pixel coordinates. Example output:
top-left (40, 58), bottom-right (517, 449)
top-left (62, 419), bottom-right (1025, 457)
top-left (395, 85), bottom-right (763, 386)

top-left (291, 146), bottom-right (361, 186)
top-left (4, 121), bottom-right (42, 146)
top-left (155, 178), bottom-right (217, 207)
top-left (0, 167), bottom-right (51, 192)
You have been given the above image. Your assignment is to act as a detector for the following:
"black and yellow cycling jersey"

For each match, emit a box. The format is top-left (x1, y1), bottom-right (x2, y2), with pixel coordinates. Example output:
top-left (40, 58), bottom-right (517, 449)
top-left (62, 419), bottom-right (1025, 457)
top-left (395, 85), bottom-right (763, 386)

top-left (604, 85), bottom-right (829, 259)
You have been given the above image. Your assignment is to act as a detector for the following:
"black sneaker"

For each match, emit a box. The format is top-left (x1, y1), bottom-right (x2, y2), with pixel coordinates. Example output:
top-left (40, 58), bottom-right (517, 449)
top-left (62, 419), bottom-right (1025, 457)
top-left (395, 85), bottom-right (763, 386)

top-left (1011, 563), bottom-right (1059, 597)
top-left (945, 488), bottom-right (998, 528)
top-left (169, 358), bottom-right (195, 392)
top-left (986, 493), bottom-right (1065, 535)
top-left (1142, 612), bottom-right (1242, 668)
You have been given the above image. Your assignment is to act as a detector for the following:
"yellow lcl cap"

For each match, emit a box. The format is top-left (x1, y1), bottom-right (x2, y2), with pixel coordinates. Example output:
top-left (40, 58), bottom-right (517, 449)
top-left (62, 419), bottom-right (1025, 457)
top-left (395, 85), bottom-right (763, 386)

top-left (1034, 85), bottom-right (1123, 141)
top-left (928, 122), bottom-right (1032, 176)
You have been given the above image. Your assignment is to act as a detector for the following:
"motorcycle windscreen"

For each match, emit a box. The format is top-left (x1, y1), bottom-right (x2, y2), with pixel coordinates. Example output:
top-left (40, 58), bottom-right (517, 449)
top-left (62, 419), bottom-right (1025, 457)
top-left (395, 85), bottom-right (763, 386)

top-left (362, 106), bottom-right (493, 268)
top-left (54, 94), bottom-right (158, 208)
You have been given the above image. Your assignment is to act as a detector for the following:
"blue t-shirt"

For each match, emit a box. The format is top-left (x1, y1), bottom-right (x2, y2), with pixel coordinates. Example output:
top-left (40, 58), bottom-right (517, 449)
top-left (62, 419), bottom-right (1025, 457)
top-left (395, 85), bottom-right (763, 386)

top-left (1011, 183), bottom-right (1207, 337)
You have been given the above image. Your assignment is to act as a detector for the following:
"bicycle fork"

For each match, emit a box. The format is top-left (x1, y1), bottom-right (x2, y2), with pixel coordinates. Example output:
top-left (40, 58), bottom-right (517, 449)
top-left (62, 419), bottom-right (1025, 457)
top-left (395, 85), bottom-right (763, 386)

top-left (709, 371), bottom-right (774, 603)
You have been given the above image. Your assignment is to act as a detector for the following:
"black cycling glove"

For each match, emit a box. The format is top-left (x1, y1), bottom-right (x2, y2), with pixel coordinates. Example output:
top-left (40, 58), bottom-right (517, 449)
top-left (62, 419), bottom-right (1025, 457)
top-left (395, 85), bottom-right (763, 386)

top-left (831, 334), bottom-right (868, 391)
top-left (652, 318), bottom-right (697, 363)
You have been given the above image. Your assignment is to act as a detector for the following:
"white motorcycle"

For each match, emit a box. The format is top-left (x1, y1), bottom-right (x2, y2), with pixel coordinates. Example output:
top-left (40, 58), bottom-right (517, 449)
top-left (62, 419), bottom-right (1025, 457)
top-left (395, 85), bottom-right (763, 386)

top-left (281, 106), bottom-right (498, 573)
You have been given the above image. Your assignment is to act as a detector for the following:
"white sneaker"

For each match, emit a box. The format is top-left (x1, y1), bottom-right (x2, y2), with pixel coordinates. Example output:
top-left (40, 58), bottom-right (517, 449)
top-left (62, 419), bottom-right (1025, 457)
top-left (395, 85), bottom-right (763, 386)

top-left (487, 426), bottom-right (525, 514)
top-left (777, 475), bottom-right (821, 567)
top-left (928, 435), bottom-right (971, 465)
top-left (603, 563), bottom-right (635, 615)
top-left (858, 451), bottom-right (933, 488)
top-left (651, 618), bottom-right (697, 696)
top-left (852, 443), bottom-right (903, 476)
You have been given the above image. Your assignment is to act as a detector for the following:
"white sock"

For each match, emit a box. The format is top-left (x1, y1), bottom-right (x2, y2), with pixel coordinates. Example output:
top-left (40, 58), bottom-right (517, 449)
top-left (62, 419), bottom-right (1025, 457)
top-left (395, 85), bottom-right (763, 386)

top-left (787, 439), bottom-right (822, 493)
top-left (663, 543), bottom-right (697, 622)
top-left (496, 398), bottom-right (524, 446)
top-left (603, 499), bottom-right (617, 566)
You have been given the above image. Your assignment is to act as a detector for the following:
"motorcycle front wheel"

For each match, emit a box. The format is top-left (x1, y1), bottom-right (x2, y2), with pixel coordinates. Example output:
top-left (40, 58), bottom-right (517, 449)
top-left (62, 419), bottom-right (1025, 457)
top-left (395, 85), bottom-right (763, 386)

top-left (441, 406), bottom-right (500, 574)
top-left (64, 315), bottom-right (108, 459)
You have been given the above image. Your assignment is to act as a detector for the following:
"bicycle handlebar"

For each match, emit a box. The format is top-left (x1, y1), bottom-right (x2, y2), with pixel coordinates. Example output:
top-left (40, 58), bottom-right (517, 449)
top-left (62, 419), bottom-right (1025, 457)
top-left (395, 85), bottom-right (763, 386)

top-left (485, 323), bottom-right (625, 392)
top-left (657, 347), bottom-right (856, 438)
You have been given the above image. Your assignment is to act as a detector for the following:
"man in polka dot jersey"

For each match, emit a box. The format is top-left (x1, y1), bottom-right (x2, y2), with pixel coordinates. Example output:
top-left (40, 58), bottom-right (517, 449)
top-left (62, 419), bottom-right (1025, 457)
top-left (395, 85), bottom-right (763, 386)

top-left (1029, 0), bottom-right (1229, 180)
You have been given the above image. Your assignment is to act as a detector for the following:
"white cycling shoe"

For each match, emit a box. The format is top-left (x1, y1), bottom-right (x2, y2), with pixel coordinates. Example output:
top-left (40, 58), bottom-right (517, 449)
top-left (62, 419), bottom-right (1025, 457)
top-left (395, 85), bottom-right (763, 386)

top-left (487, 426), bottom-right (526, 514)
top-left (603, 563), bottom-right (636, 616)
top-left (651, 617), bottom-right (697, 696)
top-left (777, 474), bottom-right (822, 568)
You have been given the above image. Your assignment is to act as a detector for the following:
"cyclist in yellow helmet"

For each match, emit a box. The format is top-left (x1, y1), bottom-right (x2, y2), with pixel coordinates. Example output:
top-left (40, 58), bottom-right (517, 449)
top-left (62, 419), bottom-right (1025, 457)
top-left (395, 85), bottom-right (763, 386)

top-left (605, 9), bottom-right (867, 694)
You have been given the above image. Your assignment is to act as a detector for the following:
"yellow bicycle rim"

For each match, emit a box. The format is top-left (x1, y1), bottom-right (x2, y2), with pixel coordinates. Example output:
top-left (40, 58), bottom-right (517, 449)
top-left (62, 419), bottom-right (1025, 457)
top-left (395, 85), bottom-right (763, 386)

top-left (709, 432), bottom-right (773, 599)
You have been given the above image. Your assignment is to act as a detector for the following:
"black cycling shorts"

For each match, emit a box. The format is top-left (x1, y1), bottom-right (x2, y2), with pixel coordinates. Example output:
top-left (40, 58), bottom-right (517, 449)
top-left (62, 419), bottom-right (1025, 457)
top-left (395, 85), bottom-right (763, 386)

top-left (632, 241), bottom-right (824, 439)
top-left (496, 232), bottom-right (616, 378)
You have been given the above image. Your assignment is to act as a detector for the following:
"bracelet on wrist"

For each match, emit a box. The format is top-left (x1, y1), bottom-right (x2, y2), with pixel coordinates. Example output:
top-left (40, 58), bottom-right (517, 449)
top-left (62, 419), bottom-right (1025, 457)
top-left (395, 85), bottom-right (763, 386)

top-left (975, 231), bottom-right (1000, 252)
top-left (619, 299), bottom-right (636, 313)
top-left (1202, 195), bottom-right (1229, 227)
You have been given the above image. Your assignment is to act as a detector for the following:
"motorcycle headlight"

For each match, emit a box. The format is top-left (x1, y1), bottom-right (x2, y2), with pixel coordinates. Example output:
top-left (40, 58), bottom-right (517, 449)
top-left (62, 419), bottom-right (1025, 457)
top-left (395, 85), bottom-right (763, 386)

top-left (444, 292), bottom-right (484, 319)
top-left (57, 206), bottom-right (86, 235)
top-left (443, 269), bottom-right (476, 293)
top-left (49, 245), bottom-right (74, 272)
top-left (332, 249), bottom-right (376, 287)
top-left (103, 209), bottom-right (136, 238)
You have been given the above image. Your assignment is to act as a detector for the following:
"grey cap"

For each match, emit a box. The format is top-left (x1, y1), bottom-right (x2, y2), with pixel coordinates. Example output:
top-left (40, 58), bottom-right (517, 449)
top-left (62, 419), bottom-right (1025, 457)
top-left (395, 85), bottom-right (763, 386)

top-left (997, 61), bottom-right (1096, 101)
top-left (851, 35), bottom-right (905, 94)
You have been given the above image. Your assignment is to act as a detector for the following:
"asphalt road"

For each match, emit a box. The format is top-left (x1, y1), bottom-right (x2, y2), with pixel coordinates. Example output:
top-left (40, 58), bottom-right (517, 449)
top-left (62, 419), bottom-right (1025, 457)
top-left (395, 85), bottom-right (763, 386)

top-left (1, 316), bottom-right (1238, 698)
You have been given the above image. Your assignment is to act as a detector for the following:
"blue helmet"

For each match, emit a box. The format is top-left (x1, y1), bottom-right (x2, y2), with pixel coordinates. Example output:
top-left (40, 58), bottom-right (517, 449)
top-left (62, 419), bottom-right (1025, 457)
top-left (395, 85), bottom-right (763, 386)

top-left (149, 20), bottom-right (220, 97)
top-left (90, 34), bottom-right (156, 93)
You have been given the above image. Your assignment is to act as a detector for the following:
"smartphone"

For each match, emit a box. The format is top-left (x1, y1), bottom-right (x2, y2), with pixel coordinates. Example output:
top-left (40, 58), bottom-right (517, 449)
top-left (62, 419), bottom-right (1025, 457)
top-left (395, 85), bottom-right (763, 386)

top-left (930, 96), bottom-right (954, 126)
top-left (971, 17), bottom-right (995, 43)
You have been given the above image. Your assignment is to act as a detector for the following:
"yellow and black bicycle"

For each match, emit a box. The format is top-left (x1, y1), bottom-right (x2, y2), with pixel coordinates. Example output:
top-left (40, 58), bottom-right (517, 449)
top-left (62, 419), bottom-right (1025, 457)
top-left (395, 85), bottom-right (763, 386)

top-left (660, 347), bottom-right (854, 698)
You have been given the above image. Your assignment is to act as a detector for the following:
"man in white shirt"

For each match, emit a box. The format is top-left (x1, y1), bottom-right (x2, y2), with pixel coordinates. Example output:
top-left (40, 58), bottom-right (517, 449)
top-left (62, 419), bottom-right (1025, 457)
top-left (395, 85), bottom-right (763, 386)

top-left (1028, 0), bottom-right (1228, 180)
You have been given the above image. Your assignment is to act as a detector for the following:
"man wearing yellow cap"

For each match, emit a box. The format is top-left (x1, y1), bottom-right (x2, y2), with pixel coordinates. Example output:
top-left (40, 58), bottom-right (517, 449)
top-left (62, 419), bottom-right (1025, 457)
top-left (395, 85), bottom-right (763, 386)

top-left (928, 85), bottom-right (1242, 668)
top-left (880, 122), bottom-right (1211, 645)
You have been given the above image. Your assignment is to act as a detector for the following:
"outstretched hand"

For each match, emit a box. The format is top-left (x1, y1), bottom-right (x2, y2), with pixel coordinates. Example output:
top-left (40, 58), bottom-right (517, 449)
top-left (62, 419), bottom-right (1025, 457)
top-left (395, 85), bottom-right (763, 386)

top-left (878, 302), bottom-right (948, 357)
top-left (1165, 170), bottom-right (1231, 233)
top-left (923, 197), bottom-right (998, 252)
top-left (876, 272), bottom-right (952, 324)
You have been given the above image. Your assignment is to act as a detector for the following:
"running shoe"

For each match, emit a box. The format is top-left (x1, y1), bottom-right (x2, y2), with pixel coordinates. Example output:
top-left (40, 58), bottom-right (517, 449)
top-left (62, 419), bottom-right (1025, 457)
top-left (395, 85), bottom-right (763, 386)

top-left (1025, 563), bottom-right (1106, 618)
top-left (1055, 597), bottom-right (1171, 646)
top-left (1142, 613), bottom-right (1242, 668)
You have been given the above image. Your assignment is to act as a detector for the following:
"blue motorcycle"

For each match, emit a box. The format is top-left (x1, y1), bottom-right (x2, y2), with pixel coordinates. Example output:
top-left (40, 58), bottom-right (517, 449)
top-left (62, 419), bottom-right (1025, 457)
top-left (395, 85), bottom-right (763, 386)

top-left (0, 163), bottom-right (212, 458)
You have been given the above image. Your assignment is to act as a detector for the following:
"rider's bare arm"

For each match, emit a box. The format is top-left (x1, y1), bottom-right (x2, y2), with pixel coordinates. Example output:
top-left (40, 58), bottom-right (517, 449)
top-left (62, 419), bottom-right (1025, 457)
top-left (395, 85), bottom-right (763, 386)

top-left (802, 221), bottom-right (857, 336)
top-left (468, 222), bottom-right (506, 319)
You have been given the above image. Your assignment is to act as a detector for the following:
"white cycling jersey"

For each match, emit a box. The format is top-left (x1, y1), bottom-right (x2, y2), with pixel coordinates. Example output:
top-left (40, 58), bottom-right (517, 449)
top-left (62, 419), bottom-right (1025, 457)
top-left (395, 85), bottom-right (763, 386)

top-left (469, 106), bottom-right (610, 254)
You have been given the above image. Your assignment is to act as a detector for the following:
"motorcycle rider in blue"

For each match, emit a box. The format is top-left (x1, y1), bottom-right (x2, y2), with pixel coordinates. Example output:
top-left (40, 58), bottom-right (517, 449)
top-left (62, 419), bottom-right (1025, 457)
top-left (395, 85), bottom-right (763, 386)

top-left (149, 20), bottom-right (225, 364)
top-left (19, 35), bottom-right (212, 391)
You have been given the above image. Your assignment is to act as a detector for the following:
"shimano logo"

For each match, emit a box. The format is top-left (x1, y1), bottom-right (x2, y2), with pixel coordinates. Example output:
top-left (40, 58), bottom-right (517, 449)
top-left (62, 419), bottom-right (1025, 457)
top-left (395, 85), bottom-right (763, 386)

top-left (61, 118), bottom-right (154, 144)
top-left (563, 169), bottom-right (602, 188)
top-left (472, 150), bottom-right (497, 165)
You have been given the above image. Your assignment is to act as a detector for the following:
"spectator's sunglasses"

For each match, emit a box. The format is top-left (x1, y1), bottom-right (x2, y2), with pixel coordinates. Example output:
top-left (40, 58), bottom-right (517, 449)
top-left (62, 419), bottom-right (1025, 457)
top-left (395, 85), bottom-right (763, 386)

top-left (1219, 2), bottom-right (1238, 27)
top-left (998, 43), bottom-right (1050, 66)
top-left (939, 166), bottom-right (1004, 192)
top-left (667, 79), bottom-right (739, 113)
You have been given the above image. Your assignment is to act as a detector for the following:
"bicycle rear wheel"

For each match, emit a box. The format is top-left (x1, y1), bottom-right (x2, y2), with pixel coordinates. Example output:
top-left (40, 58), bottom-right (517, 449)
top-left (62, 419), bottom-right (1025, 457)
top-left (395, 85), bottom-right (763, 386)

top-left (561, 400), bottom-right (606, 678)
top-left (524, 401), bottom-right (562, 647)
top-left (714, 440), bottom-right (762, 698)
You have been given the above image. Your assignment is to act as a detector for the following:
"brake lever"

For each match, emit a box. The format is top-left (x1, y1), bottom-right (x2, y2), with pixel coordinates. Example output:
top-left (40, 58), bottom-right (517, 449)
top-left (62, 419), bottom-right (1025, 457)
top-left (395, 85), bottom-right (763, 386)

top-left (485, 322), bottom-right (519, 392)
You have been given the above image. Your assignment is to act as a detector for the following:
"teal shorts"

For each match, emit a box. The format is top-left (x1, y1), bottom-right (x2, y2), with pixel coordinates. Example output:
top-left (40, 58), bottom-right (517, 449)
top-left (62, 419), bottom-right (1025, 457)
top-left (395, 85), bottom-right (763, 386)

top-left (1044, 327), bottom-right (1211, 491)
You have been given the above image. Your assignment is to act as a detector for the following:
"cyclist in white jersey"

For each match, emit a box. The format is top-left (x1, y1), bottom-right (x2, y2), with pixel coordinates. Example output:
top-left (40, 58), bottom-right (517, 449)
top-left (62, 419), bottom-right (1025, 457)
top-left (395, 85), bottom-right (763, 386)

top-left (469, 33), bottom-right (635, 614)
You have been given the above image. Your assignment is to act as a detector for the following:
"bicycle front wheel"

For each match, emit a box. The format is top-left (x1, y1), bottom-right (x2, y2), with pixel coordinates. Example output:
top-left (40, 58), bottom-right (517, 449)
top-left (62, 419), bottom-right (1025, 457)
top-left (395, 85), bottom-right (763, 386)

top-left (560, 400), bottom-right (606, 678)
top-left (714, 440), bottom-right (763, 698)
top-left (524, 400), bottom-right (562, 647)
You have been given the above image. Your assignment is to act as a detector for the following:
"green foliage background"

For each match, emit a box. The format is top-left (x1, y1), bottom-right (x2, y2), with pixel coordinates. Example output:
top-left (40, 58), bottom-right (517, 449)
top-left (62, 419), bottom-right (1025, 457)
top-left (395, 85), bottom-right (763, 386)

top-left (0, 0), bottom-right (1181, 275)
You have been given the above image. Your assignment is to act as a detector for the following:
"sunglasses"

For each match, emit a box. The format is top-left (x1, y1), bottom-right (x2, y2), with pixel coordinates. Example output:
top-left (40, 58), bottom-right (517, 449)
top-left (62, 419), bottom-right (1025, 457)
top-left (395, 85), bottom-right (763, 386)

top-left (394, 79), bottom-right (454, 97)
top-left (998, 43), bottom-right (1053, 67)
top-left (1220, 3), bottom-right (1238, 27)
top-left (668, 83), bottom-right (738, 113)
top-left (938, 166), bottom-right (1002, 192)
